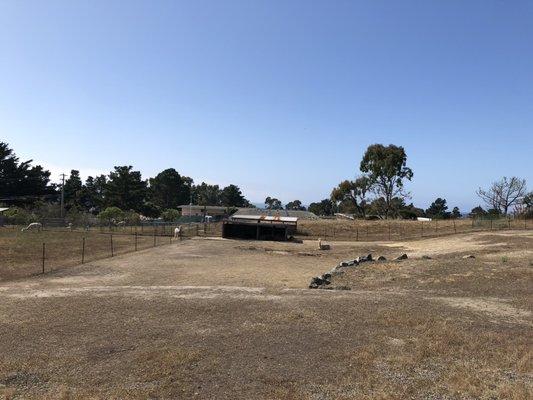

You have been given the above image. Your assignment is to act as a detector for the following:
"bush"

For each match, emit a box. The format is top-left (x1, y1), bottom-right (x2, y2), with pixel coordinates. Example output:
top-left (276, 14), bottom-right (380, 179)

top-left (3, 207), bottom-right (37, 225)
top-left (98, 207), bottom-right (124, 224)
top-left (160, 209), bottom-right (180, 222)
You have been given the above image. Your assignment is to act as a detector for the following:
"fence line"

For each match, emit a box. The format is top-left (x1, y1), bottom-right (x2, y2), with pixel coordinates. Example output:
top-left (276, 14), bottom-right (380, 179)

top-left (1, 218), bottom-right (530, 281)
top-left (0, 222), bottom-right (223, 281)
top-left (296, 217), bottom-right (531, 242)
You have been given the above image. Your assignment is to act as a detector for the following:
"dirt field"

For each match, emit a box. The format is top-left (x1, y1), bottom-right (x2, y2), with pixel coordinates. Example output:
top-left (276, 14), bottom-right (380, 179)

top-left (0, 231), bottom-right (532, 399)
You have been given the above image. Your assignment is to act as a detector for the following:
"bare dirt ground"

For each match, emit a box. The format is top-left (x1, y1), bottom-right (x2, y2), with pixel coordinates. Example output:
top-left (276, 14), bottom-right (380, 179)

top-left (0, 231), bottom-right (532, 399)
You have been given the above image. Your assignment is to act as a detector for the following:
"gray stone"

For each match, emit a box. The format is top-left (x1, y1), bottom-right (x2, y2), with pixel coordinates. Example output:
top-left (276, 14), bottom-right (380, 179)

top-left (395, 253), bottom-right (408, 260)
top-left (377, 256), bottom-right (387, 261)
top-left (421, 255), bottom-right (432, 260)
top-left (462, 254), bottom-right (476, 259)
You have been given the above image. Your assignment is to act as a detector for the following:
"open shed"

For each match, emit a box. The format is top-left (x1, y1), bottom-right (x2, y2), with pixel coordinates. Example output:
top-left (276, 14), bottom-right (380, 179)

top-left (222, 215), bottom-right (298, 241)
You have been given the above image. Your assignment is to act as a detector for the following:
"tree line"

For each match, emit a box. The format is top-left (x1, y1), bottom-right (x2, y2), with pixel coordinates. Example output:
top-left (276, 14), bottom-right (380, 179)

top-left (287, 144), bottom-right (530, 219)
top-left (0, 142), bottom-right (252, 220)
top-left (1, 140), bottom-right (530, 222)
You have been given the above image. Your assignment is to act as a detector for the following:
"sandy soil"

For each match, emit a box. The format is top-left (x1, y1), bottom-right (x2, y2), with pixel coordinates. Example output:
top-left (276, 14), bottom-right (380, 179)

top-left (0, 231), bottom-right (532, 399)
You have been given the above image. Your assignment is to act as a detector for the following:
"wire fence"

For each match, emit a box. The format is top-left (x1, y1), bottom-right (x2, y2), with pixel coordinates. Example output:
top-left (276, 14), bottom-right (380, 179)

top-left (296, 217), bottom-right (532, 241)
top-left (1, 217), bottom-right (530, 281)
top-left (0, 222), bottom-right (223, 281)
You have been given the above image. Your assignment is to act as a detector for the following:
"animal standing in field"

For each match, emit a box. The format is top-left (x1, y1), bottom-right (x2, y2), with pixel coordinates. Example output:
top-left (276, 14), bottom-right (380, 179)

top-left (21, 222), bottom-right (42, 232)
top-left (116, 221), bottom-right (126, 227)
top-left (174, 226), bottom-right (182, 240)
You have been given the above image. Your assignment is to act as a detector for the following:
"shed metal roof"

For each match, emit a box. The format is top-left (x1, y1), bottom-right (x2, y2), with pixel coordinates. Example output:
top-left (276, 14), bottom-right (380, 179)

top-left (233, 208), bottom-right (317, 219)
top-left (230, 214), bottom-right (298, 223)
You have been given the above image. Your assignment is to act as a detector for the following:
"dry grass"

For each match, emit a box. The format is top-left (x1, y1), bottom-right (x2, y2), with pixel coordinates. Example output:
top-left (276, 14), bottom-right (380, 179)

top-left (297, 217), bottom-right (530, 241)
top-left (0, 229), bottom-right (172, 281)
top-left (0, 231), bottom-right (532, 399)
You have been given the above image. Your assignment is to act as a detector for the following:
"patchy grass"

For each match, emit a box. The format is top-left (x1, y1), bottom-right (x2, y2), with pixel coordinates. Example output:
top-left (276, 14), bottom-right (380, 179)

top-left (297, 218), bottom-right (531, 241)
top-left (0, 231), bottom-right (531, 398)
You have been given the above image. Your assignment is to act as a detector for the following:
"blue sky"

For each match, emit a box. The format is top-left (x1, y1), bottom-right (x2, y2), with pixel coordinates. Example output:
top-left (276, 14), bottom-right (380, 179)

top-left (1, 0), bottom-right (532, 211)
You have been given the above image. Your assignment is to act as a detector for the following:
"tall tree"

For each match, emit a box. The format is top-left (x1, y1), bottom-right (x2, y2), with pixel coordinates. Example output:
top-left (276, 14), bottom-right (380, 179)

top-left (220, 184), bottom-right (248, 207)
top-left (308, 199), bottom-right (335, 216)
top-left (0, 142), bottom-right (55, 204)
top-left (360, 144), bottom-right (413, 219)
top-left (63, 170), bottom-right (83, 209)
top-left (331, 175), bottom-right (372, 218)
top-left (149, 168), bottom-right (192, 209)
top-left (105, 166), bottom-right (147, 211)
top-left (265, 196), bottom-right (283, 210)
top-left (476, 177), bottom-right (527, 215)
top-left (469, 206), bottom-right (486, 218)
top-left (451, 207), bottom-right (461, 219)
top-left (285, 200), bottom-right (306, 211)
top-left (193, 182), bottom-right (221, 206)
top-left (426, 198), bottom-right (450, 219)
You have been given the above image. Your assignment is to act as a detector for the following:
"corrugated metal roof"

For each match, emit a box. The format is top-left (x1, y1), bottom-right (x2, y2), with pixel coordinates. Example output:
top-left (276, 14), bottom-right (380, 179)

top-left (230, 214), bottom-right (298, 223)
top-left (233, 208), bottom-right (317, 219)
top-left (0, 207), bottom-right (9, 212)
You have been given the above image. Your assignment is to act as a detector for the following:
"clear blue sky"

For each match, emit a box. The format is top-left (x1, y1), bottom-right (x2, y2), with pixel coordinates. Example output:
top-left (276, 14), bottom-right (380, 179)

top-left (1, 0), bottom-right (532, 211)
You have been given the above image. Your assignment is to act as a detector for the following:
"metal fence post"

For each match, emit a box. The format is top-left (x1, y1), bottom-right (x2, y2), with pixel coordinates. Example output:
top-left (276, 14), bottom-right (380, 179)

top-left (135, 232), bottom-right (138, 251)
top-left (421, 222), bottom-right (424, 237)
top-left (356, 228), bottom-right (359, 241)
top-left (153, 232), bottom-right (156, 247)
top-left (82, 237), bottom-right (85, 264)
top-left (42, 242), bottom-right (45, 274)
top-left (388, 224), bottom-right (391, 241)
top-left (490, 219), bottom-right (493, 231)
top-left (110, 234), bottom-right (114, 257)
top-left (453, 220), bottom-right (456, 234)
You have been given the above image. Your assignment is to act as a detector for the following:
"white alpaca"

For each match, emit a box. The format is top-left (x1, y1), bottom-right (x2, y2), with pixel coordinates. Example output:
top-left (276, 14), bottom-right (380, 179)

top-left (174, 226), bottom-right (182, 239)
top-left (116, 221), bottom-right (126, 227)
top-left (21, 222), bottom-right (42, 232)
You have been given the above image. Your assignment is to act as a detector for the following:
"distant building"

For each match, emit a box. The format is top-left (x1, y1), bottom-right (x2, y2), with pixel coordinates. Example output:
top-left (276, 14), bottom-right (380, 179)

top-left (178, 205), bottom-right (228, 218)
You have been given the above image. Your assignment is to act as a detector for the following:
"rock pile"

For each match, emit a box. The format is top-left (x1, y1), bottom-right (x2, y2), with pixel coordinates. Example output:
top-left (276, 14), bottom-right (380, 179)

top-left (309, 253), bottom-right (409, 289)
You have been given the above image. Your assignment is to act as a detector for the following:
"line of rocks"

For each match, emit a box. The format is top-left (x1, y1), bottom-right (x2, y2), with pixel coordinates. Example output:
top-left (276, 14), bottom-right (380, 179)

top-left (309, 253), bottom-right (408, 289)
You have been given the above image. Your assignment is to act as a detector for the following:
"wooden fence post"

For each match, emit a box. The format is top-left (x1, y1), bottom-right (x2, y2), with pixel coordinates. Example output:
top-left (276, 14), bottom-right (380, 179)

top-left (453, 220), bottom-right (456, 234)
top-left (388, 224), bottom-right (391, 241)
top-left (81, 237), bottom-right (85, 264)
top-left (42, 242), bottom-right (45, 274)
top-left (153, 232), bottom-right (156, 247)
top-left (110, 234), bottom-right (114, 257)
top-left (421, 222), bottom-right (424, 237)
top-left (135, 233), bottom-right (138, 251)
top-left (490, 219), bottom-right (493, 231)
top-left (356, 228), bottom-right (359, 241)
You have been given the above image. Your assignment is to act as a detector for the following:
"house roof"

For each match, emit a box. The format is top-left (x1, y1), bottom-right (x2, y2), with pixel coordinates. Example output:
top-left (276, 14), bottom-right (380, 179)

top-left (0, 207), bottom-right (9, 213)
top-left (178, 205), bottom-right (227, 210)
